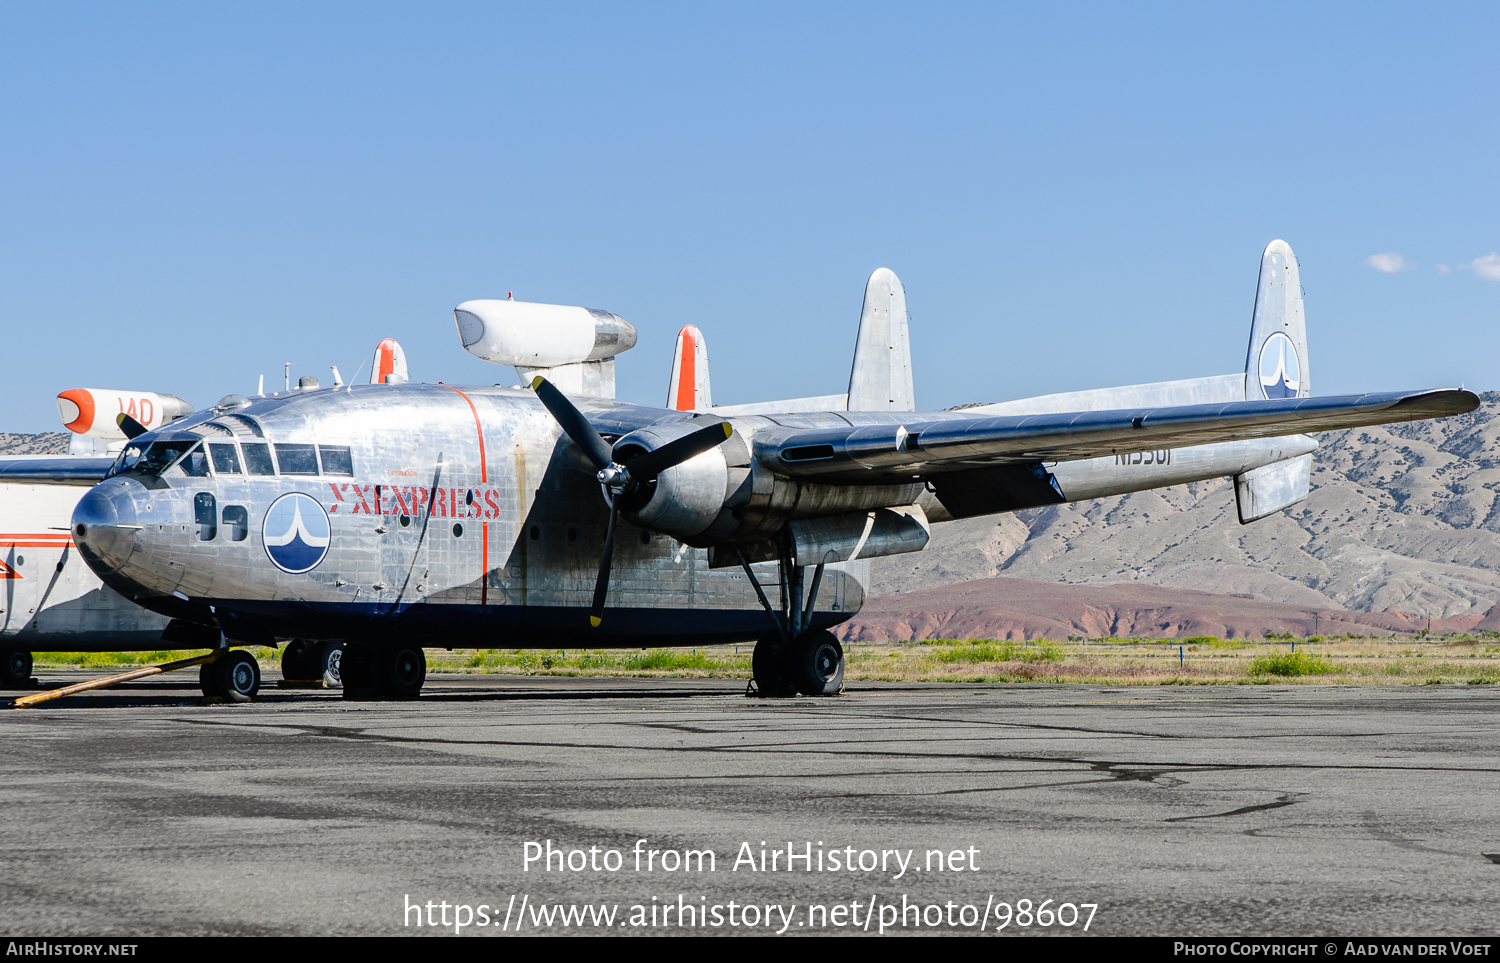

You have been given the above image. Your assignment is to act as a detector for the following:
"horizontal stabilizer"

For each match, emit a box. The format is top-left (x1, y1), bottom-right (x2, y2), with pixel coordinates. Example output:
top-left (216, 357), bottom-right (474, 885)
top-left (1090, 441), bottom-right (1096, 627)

top-left (710, 394), bottom-right (850, 416)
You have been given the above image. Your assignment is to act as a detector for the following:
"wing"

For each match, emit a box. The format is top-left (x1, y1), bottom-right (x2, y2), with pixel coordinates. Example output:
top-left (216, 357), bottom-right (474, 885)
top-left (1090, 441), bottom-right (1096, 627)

top-left (0, 457), bottom-right (116, 486)
top-left (759, 388), bottom-right (1477, 483)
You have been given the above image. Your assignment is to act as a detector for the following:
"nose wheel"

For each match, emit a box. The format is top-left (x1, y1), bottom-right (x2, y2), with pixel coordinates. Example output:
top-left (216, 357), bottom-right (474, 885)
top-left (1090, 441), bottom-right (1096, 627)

top-left (1, 650), bottom-right (34, 689)
top-left (199, 650), bottom-right (261, 702)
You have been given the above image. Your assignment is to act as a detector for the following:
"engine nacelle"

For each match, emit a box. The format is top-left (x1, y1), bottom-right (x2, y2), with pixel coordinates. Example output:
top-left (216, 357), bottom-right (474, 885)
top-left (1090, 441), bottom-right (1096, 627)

top-left (615, 422), bottom-right (735, 541)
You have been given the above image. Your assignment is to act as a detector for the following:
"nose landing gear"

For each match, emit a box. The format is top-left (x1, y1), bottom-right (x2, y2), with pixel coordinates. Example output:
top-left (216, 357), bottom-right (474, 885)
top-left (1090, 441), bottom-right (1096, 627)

top-left (199, 650), bottom-right (261, 702)
top-left (1, 650), bottom-right (34, 689)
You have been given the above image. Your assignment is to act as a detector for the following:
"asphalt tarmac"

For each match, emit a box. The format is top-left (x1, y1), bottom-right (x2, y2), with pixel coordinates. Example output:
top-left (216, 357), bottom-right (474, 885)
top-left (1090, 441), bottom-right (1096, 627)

top-left (4, 672), bottom-right (1500, 937)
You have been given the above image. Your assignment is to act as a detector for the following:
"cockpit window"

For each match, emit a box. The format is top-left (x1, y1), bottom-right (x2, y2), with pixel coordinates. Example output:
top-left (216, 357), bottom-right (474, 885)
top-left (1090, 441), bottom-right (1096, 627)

top-left (107, 444), bottom-right (145, 478)
top-left (275, 443), bottom-right (319, 475)
top-left (209, 443), bottom-right (242, 474)
top-left (177, 446), bottom-right (210, 477)
top-left (242, 443), bottom-right (276, 475)
top-left (135, 441), bottom-right (203, 477)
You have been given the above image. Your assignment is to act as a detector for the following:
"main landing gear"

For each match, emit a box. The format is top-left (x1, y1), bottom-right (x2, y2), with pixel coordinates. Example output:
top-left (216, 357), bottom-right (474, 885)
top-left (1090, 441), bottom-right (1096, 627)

top-left (340, 641), bottom-right (426, 700)
top-left (280, 639), bottom-right (346, 687)
top-left (738, 538), bottom-right (845, 697)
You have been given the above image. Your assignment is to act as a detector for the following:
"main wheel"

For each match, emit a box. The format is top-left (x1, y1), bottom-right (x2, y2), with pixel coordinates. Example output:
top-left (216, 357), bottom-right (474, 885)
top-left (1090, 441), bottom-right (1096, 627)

top-left (341, 642), bottom-right (423, 699)
top-left (787, 630), bottom-right (844, 696)
top-left (339, 644), bottom-right (375, 699)
top-left (751, 635), bottom-right (796, 696)
top-left (371, 642), bottom-right (425, 699)
top-left (1, 650), bottom-right (33, 688)
top-left (279, 640), bottom-right (317, 680)
top-left (318, 642), bottom-right (345, 688)
top-left (217, 650), bottom-right (261, 702)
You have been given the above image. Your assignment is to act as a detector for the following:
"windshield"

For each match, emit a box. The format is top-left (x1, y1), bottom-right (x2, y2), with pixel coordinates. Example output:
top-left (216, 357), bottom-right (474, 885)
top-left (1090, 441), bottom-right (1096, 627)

top-left (134, 440), bottom-right (203, 476)
top-left (107, 444), bottom-right (145, 478)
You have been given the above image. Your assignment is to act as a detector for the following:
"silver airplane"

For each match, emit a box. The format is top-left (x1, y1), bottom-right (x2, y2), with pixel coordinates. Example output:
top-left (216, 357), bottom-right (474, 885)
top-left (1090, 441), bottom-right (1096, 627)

top-left (16, 241), bottom-right (1476, 701)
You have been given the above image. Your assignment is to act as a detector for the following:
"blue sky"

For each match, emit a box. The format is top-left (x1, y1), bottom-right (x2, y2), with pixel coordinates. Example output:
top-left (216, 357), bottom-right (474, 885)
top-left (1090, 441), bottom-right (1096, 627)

top-left (1, 3), bottom-right (1496, 431)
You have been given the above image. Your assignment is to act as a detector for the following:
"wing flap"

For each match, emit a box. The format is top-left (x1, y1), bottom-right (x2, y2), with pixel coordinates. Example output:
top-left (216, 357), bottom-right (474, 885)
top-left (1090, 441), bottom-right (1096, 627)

top-left (762, 389), bottom-right (1477, 481)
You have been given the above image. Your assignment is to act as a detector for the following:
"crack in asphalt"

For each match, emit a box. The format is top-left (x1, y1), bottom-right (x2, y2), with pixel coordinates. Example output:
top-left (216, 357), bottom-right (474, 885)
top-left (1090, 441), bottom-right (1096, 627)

top-left (1164, 794), bottom-right (1301, 822)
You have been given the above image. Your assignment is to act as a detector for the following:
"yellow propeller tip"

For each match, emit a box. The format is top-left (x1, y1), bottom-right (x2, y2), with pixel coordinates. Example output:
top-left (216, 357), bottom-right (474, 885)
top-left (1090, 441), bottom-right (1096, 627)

top-left (115, 413), bottom-right (128, 425)
top-left (590, 615), bottom-right (602, 628)
top-left (721, 423), bottom-right (732, 438)
top-left (530, 376), bottom-right (545, 390)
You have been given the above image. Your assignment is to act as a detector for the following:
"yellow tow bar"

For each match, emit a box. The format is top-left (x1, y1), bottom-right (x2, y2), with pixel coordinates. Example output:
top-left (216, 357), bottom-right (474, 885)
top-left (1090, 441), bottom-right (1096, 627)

top-left (12, 652), bottom-right (222, 709)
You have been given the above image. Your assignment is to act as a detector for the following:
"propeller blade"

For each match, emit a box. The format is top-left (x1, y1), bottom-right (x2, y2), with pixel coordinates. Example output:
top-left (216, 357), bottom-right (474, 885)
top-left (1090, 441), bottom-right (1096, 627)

top-left (590, 501), bottom-right (619, 627)
top-left (115, 413), bottom-right (148, 440)
top-left (531, 377), bottom-right (614, 470)
top-left (620, 421), bottom-right (732, 481)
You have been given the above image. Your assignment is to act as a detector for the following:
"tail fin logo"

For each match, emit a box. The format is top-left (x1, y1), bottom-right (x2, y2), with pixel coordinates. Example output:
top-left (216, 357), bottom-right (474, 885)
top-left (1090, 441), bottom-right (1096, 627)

top-left (263, 492), bottom-right (331, 574)
top-left (1258, 332), bottom-right (1301, 399)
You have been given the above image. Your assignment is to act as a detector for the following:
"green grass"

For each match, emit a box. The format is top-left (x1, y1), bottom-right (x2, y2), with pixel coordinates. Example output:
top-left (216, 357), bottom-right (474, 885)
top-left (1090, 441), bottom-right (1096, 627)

top-left (1249, 650), bottom-right (1336, 677)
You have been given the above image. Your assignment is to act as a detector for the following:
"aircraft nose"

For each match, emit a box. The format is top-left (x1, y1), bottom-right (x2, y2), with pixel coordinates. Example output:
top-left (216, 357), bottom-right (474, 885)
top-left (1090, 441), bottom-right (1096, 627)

top-left (72, 484), bottom-right (140, 569)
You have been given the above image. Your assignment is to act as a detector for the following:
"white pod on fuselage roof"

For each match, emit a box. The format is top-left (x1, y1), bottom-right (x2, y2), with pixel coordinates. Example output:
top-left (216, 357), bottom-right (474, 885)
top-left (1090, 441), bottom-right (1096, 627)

top-left (453, 299), bottom-right (637, 369)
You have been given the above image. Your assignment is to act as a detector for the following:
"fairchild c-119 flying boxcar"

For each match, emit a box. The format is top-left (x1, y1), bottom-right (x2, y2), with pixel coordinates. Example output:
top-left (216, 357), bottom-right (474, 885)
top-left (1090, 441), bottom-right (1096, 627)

top-left (21, 241), bottom-right (1475, 701)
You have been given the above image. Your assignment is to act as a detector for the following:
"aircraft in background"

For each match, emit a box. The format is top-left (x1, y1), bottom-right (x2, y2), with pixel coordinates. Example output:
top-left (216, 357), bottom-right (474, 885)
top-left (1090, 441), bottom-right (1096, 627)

top-left (0, 341), bottom-right (411, 689)
top-left (12, 240), bottom-right (1476, 702)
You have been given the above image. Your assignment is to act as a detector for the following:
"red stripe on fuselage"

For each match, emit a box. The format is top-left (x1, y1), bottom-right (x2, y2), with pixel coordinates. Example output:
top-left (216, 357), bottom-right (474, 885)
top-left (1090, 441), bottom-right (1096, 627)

top-left (440, 384), bottom-right (488, 605)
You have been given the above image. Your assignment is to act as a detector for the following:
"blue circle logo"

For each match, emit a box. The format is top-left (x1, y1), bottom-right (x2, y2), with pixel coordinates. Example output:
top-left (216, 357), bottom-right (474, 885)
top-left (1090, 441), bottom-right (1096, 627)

top-left (263, 492), bottom-right (331, 574)
top-left (1258, 331), bottom-right (1302, 399)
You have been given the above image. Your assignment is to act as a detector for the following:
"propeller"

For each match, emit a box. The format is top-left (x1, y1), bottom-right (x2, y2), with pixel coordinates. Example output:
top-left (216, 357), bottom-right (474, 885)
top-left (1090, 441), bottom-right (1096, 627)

top-left (116, 412), bottom-right (148, 439)
top-left (530, 376), bottom-right (733, 627)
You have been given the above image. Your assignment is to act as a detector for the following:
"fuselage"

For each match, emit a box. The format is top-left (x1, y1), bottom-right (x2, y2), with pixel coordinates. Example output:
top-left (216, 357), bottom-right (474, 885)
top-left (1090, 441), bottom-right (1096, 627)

top-left (69, 384), bottom-right (865, 648)
top-left (69, 383), bottom-right (1316, 649)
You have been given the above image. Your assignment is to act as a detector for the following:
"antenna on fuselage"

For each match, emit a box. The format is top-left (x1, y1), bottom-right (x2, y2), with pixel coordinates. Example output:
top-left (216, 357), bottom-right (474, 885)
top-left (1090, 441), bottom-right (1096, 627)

top-left (330, 365), bottom-right (344, 387)
top-left (283, 363), bottom-right (293, 392)
top-left (257, 375), bottom-right (264, 397)
top-left (347, 358), bottom-right (366, 393)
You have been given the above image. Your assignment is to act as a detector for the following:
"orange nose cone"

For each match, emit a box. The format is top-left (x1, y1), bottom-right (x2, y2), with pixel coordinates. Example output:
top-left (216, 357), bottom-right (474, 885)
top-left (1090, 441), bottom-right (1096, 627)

top-left (57, 389), bottom-right (95, 433)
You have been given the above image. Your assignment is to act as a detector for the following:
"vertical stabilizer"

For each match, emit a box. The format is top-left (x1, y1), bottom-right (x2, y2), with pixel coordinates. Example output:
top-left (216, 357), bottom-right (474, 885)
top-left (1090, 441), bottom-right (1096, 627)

top-left (847, 268), bottom-right (914, 412)
top-left (371, 339), bottom-right (409, 385)
top-left (1244, 240), bottom-right (1309, 401)
top-left (666, 325), bottom-right (712, 411)
top-left (1235, 239), bottom-right (1314, 523)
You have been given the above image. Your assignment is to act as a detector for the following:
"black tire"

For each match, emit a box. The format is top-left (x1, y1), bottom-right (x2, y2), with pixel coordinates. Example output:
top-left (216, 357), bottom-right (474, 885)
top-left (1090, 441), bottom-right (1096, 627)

top-left (751, 635), bottom-right (796, 696)
top-left (340, 644), bottom-right (376, 700)
top-left (318, 642), bottom-right (346, 688)
top-left (1, 650), bottom-right (33, 688)
top-left (370, 642), bottom-right (425, 699)
top-left (217, 650), bottom-right (261, 702)
top-left (787, 630), bottom-right (844, 696)
top-left (200, 659), bottom-right (226, 697)
top-left (280, 640), bottom-right (317, 681)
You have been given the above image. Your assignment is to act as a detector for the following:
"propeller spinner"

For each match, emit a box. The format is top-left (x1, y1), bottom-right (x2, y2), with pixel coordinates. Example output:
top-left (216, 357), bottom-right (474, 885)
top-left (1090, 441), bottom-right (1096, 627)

top-left (530, 377), bottom-right (733, 627)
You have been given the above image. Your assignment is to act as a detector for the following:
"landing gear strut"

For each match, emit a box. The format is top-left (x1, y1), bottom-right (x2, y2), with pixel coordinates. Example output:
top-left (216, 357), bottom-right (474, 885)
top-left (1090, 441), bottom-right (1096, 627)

top-left (740, 537), bottom-right (844, 696)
